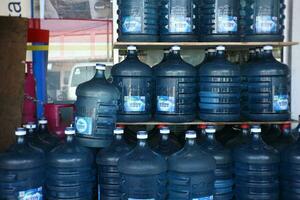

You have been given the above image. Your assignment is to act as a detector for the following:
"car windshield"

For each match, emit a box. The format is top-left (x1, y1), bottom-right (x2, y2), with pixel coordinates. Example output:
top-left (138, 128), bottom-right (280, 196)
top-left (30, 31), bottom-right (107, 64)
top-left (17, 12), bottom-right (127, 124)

top-left (71, 66), bottom-right (95, 87)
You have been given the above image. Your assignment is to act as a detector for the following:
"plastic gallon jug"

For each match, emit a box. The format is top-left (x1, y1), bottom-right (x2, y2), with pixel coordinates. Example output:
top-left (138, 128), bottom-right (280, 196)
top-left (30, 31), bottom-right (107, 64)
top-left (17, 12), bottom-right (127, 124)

top-left (199, 0), bottom-right (240, 41)
top-left (27, 118), bottom-right (60, 152)
top-left (117, 0), bottom-right (159, 42)
top-left (46, 127), bottom-right (95, 200)
top-left (240, 0), bottom-right (285, 41)
top-left (198, 46), bottom-right (241, 122)
top-left (226, 124), bottom-right (251, 149)
top-left (234, 125), bottom-right (280, 200)
top-left (22, 61), bottom-right (37, 124)
top-left (112, 46), bottom-right (153, 122)
top-left (159, 0), bottom-right (198, 41)
top-left (280, 127), bottom-right (300, 199)
top-left (269, 123), bottom-right (296, 152)
top-left (75, 64), bottom-right (120, 148)
top-left (118, 131), bottom-right (167, 199)
top-left (167, 130), bottom-right (216, 199)
top-left (152, 126), bottom-right (181, 157)
top-left (242, 46), bottom-right (290, 121)
top-left (0, 128), bottom-right (45, 200)
top-left (154, 46), bottom-right (197, 122)
top-left (202, 126), bottom-right (233, 200)
top-left (96, 127), bottom-right (131, 200)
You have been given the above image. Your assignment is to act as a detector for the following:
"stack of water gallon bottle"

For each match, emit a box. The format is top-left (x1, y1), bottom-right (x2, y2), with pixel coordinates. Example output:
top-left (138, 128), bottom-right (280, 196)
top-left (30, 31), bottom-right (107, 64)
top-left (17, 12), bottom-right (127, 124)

top-left (117, 0), bottom-right (285, 42)
top-left (1, 0), bottom-right (299, 199)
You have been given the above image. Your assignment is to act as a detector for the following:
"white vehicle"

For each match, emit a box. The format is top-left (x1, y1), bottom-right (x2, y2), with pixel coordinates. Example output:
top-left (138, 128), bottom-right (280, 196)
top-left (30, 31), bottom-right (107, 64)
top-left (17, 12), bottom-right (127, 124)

top-left (67, 62), bottom-right (113, 101)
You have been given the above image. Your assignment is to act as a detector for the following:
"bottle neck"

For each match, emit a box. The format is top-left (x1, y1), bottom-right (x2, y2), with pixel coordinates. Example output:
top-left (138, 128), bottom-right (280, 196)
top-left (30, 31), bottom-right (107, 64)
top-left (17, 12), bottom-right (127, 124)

top-left (252, 132), bottom-right (262, 143)
top-left (138, 139), bottom-right (148, 147)
top-left (94, 69), bottom-right (105, 78)
top-left (17, 135), bottom-right (25, 144)
top-left (216, 50), bottom-right (226, 59)
top-left (185, 138), bottom-right (196, 147)
top-left (114, 134), bottom-right (124, 141)
top-left (200, 129), bottom-right (206, 137)
top-left (262, 50), bottom-right (274, 60)
top-left (242, 129), bottom-right (249, 137)
top-left (27, 128), bottom-right (36, 136)
top-left (170, 50), bottom-right (181, 59)
top-left (66, 134), bottom-right (74, 143)
top-left (127, 50), bottom-right (138, 58)
top-left (160, 134), bottom-right (169, 142)
top-left (207, 52), bottom-right (216, 60)
top-left (282, 128), bottom-right (291, 137)
top-left (39, 124), bottom-right (48, 133)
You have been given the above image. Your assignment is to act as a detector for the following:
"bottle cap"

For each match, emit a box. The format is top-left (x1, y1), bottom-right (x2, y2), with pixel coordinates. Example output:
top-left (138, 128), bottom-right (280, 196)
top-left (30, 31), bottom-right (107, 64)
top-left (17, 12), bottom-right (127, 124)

top-left (96, 63), bottom-right (106, 70)
top-left (25, 123), bottom-right (37, 129)
top-left (38, 118), bottom-right (48, 125)
top-left (207, 48), bottom-right (216, 53)
top-left (114, 127), bottom-right (124, 135)
top-left (65, 127), bottom-right (75, 135)
top-left (197, 124), bottom-right (207, 129)
top-left (15, 128), bottom-right (26, 136)
top-left (251, 125), bottom-right (261, 133)
top-left (137, 131), bottom-right (148, 139)
top-left (127, 46), bottom-right (137, 51)
top-left (249, 49), bottom-right (256, 53)
top-left (282, 123), bottom-right (291, 129)
top-left (216, 46), bottom-right (225, 51)
top-left (185, 130), bottom-right (197, 139)
top-left (160, 127), bottom-right (170, 135)
top-left (263, 46), bottom-right (273, 51)
top-left (171, 46), bottom-right (181, 51)
top-left (241, 124), bottom-right (250, 129)
top-left (205, 126), bottom-right (216, 134)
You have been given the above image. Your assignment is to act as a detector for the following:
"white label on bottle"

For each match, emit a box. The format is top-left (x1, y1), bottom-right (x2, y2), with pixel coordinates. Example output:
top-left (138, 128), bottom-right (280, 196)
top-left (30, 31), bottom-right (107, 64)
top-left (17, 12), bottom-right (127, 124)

top-left (75, 116), bottom-right (93, 135)
top-left (192, 196), bottom-right (213, 200)
top-left (124, 96), bottom-right (146, 112)
top-left (18, 186), bottom-right (43, 200)
top-left (157, 96), bottom-right (175, 112)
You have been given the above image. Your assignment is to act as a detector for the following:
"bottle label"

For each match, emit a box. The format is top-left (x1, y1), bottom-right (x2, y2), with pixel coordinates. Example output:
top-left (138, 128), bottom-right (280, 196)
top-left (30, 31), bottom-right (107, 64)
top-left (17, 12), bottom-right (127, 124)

top-left (124, 96), bottom-right (146, 112)
top-left (169, 0), bottom-right (193, 33)
top-left (256, 16), bottom-right (278, 33)
top-left (273, 95), bottom-right (289, 112)
top-left (217, 16), bottom-right (238, 33)
top-left (122, 16), bottom-right (142, 33)
top-left (192, 196), bottom-right (213, 200)
top-left (157, 96), bottom-right (175, 112)
top-left (215, 1), bottom-right (238, 33)
top-left (18, 186), bottom-right (43, 200)
top-left (75, 116), bottom-right (93, 135)
top-left (169, 16), bottom-right (192, 33)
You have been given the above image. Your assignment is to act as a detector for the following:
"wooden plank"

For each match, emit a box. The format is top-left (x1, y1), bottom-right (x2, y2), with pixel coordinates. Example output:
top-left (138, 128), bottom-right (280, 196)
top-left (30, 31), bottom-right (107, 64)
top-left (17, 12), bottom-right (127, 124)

top-left (117, 120), bottom-right (297, 126)
top-left (0, 16), bottom-right (28, 152)
top-left (114, 41), bottom-right (299, 50)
